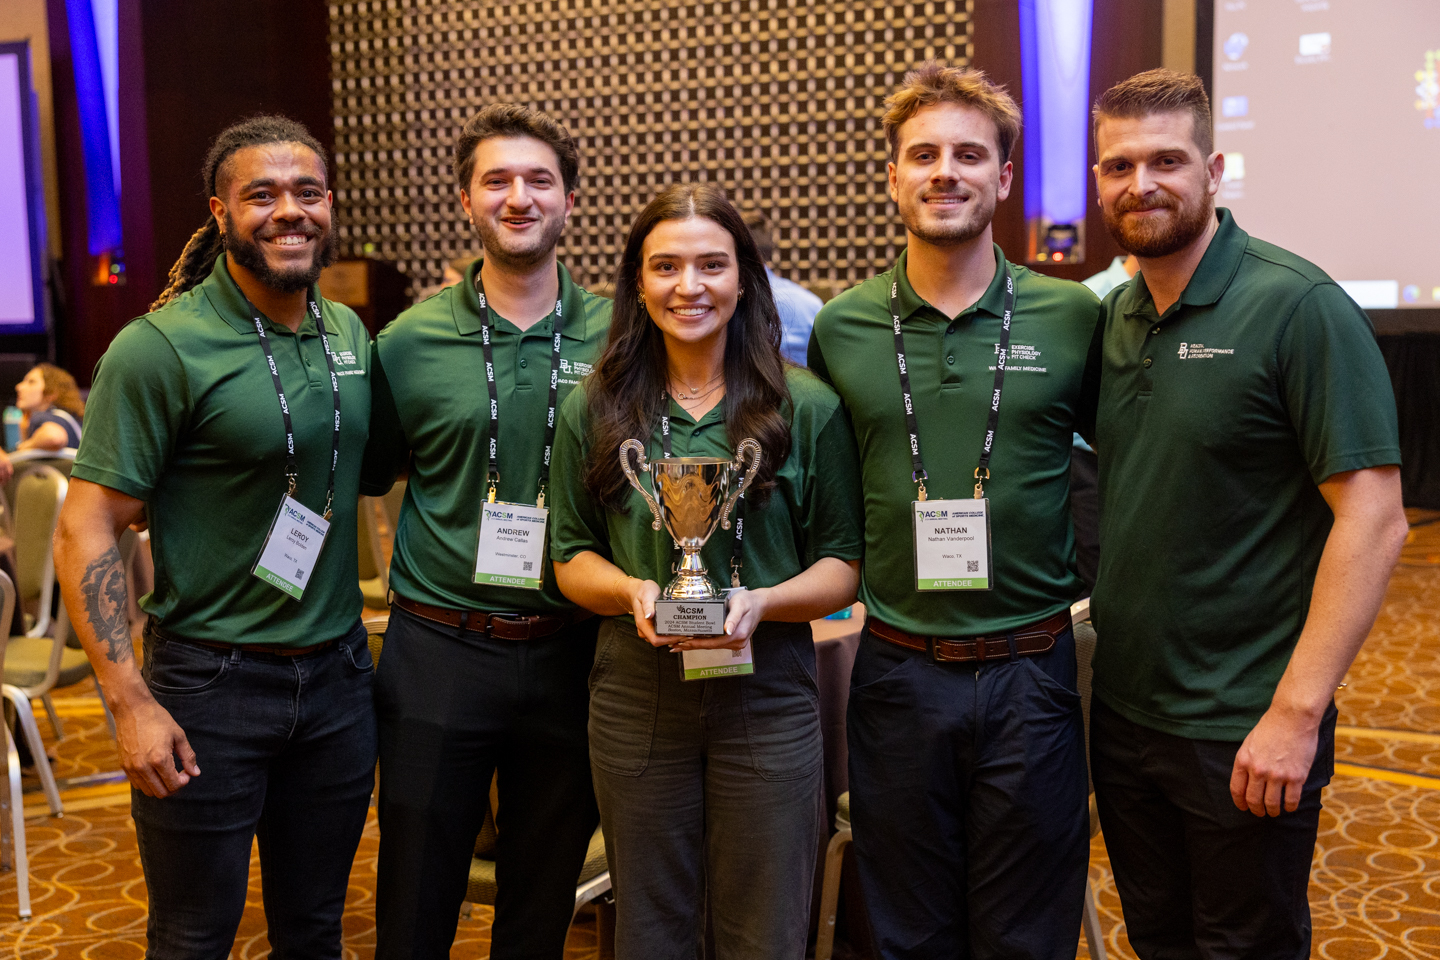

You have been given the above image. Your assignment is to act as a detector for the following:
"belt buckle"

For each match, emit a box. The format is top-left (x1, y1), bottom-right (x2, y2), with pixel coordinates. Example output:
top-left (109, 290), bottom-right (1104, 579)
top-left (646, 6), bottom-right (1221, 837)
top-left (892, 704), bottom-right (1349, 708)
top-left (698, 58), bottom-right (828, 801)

top-left (926, 635), bottom-right (977, 664)
top-left (488, 614), bottom-right (533, 641)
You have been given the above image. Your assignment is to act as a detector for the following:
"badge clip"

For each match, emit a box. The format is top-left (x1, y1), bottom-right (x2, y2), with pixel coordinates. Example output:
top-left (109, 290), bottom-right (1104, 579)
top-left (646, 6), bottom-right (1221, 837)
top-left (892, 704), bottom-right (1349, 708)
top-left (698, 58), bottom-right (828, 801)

top-left (973, 467), bottom-right (989, 500)
top-left (914, 469), bottom-right (928, 503)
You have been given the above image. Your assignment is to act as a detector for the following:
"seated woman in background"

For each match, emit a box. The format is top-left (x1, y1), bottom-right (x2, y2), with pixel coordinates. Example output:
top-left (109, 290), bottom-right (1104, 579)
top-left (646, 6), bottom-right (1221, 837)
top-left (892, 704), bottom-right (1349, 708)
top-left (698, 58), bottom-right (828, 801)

top-left (550, 182), bottom-right (864, 959)
top-left (0, 363), bottom-right (85, 483)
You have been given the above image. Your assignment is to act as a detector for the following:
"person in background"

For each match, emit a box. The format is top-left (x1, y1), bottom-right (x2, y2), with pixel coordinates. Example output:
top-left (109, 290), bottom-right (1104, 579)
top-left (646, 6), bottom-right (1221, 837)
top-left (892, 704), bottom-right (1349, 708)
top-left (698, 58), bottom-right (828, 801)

top-left (0, 363), bottom-right (86, 484)
top-left (551, 182), bottom-right (863, 959)
top-left (1085, 69), bottom-right (1408, 960)
top-left (53, 115), bottom-right (375, 960)
top-left (1082, 253), bottom-right (1139, 300)
top-left (745, 212), bottom-right (823, 365)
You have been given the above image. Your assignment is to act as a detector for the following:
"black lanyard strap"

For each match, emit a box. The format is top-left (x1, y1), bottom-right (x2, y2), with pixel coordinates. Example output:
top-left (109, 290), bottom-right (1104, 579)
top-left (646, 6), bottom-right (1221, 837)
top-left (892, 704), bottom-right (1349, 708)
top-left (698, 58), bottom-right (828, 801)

top-left (248, 292), bottom-right (342, 520)
top-left (889, 261), bottom-right (1014, 501)
top-left (475, 266), bottom-right (565, 507)
top-left (659, 397), bottom-right (747, 587)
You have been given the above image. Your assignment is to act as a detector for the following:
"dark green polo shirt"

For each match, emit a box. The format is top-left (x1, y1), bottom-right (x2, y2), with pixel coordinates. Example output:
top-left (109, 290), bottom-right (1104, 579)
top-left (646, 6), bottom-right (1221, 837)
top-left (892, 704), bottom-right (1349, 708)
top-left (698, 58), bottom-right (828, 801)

top-left (73, 255), bottom-right (371, 647)
top-left (1088, 209), bottom-right (1401, 740)
top-left (549, 368), bottom-right (865, 616)
top-left (808, 246), bottom-right (1101, 636)
top-left (363, 259), bottom-right (611, 614)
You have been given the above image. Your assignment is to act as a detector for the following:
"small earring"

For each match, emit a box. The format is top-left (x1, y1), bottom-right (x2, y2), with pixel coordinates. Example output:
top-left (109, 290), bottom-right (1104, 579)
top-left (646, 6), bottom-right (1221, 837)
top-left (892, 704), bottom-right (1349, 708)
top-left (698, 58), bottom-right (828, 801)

top-left (738, 288), bottom-right (745, 299)
top-left (637, 292), bottom-right (647, 307)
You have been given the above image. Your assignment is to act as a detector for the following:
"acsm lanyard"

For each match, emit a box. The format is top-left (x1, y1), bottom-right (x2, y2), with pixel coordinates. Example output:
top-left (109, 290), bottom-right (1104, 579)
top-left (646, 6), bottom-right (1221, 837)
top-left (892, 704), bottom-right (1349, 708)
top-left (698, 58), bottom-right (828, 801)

top-left (475, 267), bottom-right (564, 508)
top-left (890, 262), bottom-right (1015, 500)
top-left (249, 293), bottom-right (341, 519)
top-left (659, 398), bottom-right (748, 588)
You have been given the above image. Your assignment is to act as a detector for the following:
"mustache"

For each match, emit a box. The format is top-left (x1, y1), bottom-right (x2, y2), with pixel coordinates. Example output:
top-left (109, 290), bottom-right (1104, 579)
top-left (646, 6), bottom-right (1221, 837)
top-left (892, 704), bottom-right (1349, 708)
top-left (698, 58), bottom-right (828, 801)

top-left (1115, 194), bottom-right (1179, 214)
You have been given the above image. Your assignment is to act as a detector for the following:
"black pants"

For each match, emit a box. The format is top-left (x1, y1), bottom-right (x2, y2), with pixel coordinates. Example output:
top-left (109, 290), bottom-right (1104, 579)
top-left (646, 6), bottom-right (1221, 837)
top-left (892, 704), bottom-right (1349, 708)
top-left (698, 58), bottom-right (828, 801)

top-left (847, 623), bottom-right (1089, 960)
top-left (132, 621), bottom-right (377, 960)
top-left (374, 605), bottom-right (600, 960)
top-left (1090, 698), bottom-right (1336, 960)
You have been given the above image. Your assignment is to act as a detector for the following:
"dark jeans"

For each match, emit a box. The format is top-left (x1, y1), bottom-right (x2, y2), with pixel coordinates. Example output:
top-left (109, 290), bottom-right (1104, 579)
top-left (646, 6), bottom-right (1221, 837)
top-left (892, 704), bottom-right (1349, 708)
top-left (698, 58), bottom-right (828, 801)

top-left (374, 605), bottom-right (600, 960)
top-left (847, 621), bottom-right (1089, 960)
top-left (131, 620), bottom-right (377, 960)
top-left (588, 618), bottom-right (823, 960)
top-left (1090, 698), bottom-right (1336, 960)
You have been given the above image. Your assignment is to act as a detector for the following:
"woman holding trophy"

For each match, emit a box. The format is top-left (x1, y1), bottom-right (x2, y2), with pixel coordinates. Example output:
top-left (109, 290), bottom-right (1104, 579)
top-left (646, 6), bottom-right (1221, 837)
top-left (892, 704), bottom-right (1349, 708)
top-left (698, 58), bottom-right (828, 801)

top-left (550, 182), bottom-right (863, 958)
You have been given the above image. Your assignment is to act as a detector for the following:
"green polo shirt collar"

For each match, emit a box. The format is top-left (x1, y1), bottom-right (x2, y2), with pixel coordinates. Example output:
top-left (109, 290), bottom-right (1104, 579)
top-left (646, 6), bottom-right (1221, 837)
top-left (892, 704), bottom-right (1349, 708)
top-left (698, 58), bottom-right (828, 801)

top-left (894, 243), bottom-right (1010, 324)
top-left (201, 254), bottom-right (324, 338)
top-left (1119, 208), bottom-right (1249, 320)
top-left (452, 258), bottom-right (592, 341)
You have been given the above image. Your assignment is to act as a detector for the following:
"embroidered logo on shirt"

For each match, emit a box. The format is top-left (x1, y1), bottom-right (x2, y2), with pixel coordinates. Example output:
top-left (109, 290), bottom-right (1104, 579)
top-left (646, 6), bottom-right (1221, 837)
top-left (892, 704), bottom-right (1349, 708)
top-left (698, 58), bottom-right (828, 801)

top-left (988, 343), bottom-right (1047, 373)
top-left (331, 348), bottom-right (366, 375)
top-left (1177, 342), bottom-right (1235, 360)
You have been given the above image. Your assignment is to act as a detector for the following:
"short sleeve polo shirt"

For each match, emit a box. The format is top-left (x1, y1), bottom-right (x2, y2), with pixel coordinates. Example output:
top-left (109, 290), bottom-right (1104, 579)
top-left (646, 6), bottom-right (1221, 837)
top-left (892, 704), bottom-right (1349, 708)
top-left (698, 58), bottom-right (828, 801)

top-left (73, 255), bottom-right (371, 647)
top-left (549, 367), bottom-right (864, 614)
top-left (808, 246), bottom-right (1102, 636)
top-left (362, 259), bottom-right (612, 614)
top-left (1089, 209), bottom-right (1402, 740)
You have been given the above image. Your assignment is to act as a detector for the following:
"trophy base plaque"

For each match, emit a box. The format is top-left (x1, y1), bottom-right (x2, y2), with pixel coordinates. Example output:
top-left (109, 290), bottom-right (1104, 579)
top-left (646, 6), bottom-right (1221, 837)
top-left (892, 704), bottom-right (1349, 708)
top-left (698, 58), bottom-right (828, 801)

top-left (655, 598), bottom-right (727, 637)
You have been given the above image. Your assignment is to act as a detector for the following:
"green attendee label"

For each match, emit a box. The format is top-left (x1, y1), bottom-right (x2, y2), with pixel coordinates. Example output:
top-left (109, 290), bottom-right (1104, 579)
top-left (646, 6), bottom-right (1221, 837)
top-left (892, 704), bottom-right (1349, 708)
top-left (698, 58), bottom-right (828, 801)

top-left (474, 500), bottom-right (548, 590)
top-left (913, 498), bottom-right (993, 591)
top-left (253, 495), bottom-right (332, 601)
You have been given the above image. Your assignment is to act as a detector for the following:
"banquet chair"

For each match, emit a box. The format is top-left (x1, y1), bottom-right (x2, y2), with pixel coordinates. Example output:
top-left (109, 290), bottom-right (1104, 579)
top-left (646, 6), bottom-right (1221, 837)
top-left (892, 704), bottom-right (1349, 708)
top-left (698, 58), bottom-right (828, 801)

top-left (814, 599), bottom-right (1108, 960)
top-left (0, 569), bottom-right (32, 919)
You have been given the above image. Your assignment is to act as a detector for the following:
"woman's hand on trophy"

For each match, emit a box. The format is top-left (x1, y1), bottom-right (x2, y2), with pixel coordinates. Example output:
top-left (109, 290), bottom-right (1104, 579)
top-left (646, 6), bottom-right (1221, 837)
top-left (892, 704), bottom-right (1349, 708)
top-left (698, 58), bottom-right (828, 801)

top-left (672, 588), bottom-right (765, 652)
top-left (629, 578), bottom-right (684, 648)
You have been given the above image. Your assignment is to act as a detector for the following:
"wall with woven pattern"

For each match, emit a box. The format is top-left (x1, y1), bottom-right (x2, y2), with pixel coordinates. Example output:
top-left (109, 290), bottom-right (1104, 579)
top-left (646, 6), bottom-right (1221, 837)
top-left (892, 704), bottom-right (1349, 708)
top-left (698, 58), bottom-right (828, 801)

top-left (329, 0), bottom-right (973, 296)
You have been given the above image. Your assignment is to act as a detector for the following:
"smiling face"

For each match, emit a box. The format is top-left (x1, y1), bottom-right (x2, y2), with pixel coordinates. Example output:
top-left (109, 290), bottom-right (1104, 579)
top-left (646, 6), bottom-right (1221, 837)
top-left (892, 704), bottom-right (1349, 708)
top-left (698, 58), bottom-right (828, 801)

top-left (461, 135), bottom-right (574, 270)
top-left (14, 367), bottom-right (47, 413)
top-left (889, 101), bottom-right (1012, 249)
top-left (639, 216), bottom-right (740, 354)
top-left (209, 142), bottom-right (337, 294)
top-left (1093, 110), bottom-right (1223, 258)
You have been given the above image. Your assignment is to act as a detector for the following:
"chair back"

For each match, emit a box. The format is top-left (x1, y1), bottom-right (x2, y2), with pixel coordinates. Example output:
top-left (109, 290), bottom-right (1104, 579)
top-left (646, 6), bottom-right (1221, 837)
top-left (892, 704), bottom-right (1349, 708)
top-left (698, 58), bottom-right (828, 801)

top-left (357, 497), bottom-right (386, 585)
top-left (12, 465), bottom-right (66, 638)
top-left (0, 570), bottom-right (16, 669)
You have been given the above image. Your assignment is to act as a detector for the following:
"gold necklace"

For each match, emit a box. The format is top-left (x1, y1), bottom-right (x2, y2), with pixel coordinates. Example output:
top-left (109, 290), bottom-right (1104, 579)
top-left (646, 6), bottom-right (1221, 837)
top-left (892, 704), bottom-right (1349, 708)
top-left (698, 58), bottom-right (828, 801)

top-left (669, 370), bottom-right (724, 400)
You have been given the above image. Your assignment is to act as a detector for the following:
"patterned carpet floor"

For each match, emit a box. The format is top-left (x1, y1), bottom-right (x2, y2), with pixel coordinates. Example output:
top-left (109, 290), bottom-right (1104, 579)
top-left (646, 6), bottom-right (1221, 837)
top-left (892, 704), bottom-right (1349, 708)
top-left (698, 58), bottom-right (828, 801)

top-left (0, 510), bottom-right (1435, 958)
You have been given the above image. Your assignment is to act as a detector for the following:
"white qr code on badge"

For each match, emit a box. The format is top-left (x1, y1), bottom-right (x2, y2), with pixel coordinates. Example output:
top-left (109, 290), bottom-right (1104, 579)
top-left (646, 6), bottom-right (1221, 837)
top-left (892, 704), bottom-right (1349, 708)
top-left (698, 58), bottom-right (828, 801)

top-left (967, 561), bottom-right (979, 573)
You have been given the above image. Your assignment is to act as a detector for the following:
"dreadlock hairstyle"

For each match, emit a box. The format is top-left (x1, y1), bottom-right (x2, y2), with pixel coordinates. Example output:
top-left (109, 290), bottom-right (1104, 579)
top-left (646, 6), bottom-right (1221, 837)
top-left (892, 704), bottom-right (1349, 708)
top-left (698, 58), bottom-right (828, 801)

top-left (150, 115), bottom-right (329, 311)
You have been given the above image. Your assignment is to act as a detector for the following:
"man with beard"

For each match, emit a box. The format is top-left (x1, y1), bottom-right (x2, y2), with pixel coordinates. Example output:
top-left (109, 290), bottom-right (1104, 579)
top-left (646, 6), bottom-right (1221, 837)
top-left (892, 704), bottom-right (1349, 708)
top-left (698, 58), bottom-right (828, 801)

top-left (1084, 70), bottom-right (1407, 959)
top-left (808, 62), bottom-right (1101, 959)
top-left (53, 116), bottom-right (375, 958)
top-left (362, 103), bottom-right (610, 960)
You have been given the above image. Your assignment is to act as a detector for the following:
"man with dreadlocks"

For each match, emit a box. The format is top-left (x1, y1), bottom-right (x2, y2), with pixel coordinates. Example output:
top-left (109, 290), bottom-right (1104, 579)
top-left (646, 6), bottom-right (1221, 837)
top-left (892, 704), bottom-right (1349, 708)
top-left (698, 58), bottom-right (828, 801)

top-left (54, 116), bottom-right (376, 959)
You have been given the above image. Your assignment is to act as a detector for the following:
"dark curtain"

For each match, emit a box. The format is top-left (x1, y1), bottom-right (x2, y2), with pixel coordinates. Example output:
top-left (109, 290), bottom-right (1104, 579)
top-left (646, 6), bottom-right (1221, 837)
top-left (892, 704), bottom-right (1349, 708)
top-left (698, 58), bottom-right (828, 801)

top-left (1378, 333), bottom-right (1440, 509)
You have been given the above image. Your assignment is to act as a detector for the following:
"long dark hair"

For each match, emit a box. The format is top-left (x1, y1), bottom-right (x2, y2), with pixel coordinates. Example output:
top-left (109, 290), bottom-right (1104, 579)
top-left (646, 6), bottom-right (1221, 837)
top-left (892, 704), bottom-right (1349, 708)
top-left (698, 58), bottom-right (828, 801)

top-left (584, 183), bottom-right (792, 511)
top-left (150, 115), bottom-right (328, 311)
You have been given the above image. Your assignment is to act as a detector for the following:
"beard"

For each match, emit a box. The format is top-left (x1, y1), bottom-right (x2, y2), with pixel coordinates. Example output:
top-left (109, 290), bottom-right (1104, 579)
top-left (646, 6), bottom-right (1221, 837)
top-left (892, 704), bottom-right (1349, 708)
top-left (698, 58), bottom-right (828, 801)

top-left (471, 209), bottom-right (567, 270)
top-left (1102, 185), bottom-right (1214, 258)
top-left (223, 211), bottom-right (339, 294)
top-left (898, 187), bottom-right (996, 248)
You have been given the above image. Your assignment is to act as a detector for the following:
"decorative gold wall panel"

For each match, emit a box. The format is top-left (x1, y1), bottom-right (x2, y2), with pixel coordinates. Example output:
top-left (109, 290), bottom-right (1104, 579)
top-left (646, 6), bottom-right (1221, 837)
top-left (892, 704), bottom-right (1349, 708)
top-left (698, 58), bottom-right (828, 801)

top-left (330, 0), bottom-right (973, 295)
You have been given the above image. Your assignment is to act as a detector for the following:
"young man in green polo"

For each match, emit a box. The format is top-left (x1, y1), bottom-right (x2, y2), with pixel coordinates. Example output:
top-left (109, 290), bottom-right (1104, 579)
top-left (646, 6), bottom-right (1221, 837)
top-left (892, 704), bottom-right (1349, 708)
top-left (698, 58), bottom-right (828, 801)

top-left (1085, 70), bottom-right (1409, 959)
top-left (54, 117), bottom-right (376, 958)
top-left (809, 62), bottom-right (1102, 959)
top-left (362, 104), bottom-right (611, 960)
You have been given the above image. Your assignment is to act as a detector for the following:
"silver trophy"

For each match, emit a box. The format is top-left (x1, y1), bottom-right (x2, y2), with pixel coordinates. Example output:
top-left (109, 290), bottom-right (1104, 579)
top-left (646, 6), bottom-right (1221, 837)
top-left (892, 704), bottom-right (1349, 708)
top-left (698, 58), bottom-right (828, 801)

top-left (619, 437), bottom-right (762, 636)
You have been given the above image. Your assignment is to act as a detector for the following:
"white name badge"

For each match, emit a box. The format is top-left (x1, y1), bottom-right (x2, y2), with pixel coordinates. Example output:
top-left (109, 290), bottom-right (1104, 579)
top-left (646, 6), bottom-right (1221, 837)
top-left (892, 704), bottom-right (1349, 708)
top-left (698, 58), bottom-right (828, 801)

top-left (253, 495), bottom-right (331, 601)
top-left (474, 500), bottom-right (548, 590)
top-left (913, 498), bottom-right (993, 591)
top-left (678, 588), bottom-right (755, 681)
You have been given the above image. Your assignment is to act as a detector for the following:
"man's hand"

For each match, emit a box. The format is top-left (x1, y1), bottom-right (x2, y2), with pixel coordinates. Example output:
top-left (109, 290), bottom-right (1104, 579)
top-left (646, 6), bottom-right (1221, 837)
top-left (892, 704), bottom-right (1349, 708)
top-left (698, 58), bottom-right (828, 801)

top-left (113, 697), bottom-right (200, 799)
top-left (1230, 705), bottom-right (1320, 817)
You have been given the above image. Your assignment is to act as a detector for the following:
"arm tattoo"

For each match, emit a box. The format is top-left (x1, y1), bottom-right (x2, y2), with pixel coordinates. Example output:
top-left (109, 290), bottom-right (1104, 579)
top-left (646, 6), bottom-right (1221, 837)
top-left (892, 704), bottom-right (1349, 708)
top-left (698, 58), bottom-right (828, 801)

top-left (79, 545), bottom-right (133, 665)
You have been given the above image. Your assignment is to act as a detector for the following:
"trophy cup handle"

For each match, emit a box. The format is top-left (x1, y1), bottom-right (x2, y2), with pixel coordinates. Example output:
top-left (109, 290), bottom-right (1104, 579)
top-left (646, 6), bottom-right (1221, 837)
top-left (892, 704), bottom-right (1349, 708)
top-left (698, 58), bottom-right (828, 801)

top-left (720, 437), bottom-right (762, 530)
top-left (619, 439), bottom-right (664, 531)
